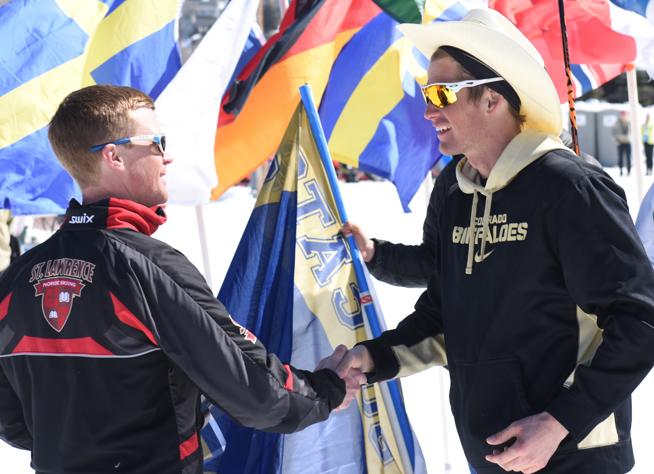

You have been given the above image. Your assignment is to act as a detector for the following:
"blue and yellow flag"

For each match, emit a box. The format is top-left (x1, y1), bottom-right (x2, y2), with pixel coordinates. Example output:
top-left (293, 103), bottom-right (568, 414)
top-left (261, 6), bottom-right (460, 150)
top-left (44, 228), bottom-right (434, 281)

top-left (0, 0), bottom-right (181, 215)
top-left (202, 95), bottom-right (426, 473)
top-left (318, 6), bottom-right (442, 212)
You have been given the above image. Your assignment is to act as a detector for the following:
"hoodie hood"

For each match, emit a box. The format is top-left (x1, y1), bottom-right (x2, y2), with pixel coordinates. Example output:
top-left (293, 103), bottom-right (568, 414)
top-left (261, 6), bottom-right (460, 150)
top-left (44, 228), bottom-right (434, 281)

top-left (455, 131), bottom-right (568, 274)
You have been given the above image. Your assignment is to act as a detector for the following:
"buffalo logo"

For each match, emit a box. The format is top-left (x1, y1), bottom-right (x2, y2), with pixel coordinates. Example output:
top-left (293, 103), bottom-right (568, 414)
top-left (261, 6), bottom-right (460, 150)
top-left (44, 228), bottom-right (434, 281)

top-left (33, 277), bottom-right (85, 332)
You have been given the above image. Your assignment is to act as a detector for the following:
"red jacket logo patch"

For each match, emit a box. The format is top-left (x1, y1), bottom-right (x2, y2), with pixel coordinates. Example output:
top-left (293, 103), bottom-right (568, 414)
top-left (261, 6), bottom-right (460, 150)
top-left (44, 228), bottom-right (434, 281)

top-left (29, 258), bottom-right (95, 332)
top-left (33, 277), bottom-right (85, 332)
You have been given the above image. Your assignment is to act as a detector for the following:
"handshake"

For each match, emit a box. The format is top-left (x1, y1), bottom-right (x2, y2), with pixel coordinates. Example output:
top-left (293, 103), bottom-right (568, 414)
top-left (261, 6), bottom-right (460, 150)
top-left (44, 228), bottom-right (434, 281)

top-left (315, 344), bottom-right (376, 410)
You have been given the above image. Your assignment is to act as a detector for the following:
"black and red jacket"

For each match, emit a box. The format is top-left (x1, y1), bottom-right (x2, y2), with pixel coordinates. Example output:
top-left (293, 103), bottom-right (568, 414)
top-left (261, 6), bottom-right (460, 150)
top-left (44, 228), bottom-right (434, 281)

top-left (0, 198), bottom-right (344, 474)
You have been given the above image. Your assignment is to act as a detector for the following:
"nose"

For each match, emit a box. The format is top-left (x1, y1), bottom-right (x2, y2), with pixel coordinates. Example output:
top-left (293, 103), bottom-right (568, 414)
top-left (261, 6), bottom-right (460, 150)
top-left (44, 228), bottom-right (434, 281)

top-left (424, 101), bottom-right (441, 121)
top-left (163, 151), bottom-right (173, 165)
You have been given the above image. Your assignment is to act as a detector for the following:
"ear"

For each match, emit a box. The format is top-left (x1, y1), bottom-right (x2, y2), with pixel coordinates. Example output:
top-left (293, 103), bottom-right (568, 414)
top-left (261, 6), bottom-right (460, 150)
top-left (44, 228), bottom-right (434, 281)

top-left (100, 144), bottom-right (125, 170)
top-left (485, 89), bottom-right (502, 113)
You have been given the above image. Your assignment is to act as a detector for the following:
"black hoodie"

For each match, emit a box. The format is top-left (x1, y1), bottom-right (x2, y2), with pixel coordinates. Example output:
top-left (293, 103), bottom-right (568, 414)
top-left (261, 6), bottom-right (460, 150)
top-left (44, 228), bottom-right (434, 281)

top-left (361, 132), bottom-right (654, 473)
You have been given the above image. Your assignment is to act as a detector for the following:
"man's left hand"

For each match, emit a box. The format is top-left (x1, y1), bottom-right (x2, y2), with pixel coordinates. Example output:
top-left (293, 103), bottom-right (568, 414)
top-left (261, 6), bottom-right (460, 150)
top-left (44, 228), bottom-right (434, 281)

top-left (485, 411), bottom-right (569, 473)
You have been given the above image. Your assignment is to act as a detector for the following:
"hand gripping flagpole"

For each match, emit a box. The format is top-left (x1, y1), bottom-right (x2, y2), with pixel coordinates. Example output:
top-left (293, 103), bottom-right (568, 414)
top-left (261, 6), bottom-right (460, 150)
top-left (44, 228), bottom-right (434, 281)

top-left (299, 84), bottom-right (416, 471)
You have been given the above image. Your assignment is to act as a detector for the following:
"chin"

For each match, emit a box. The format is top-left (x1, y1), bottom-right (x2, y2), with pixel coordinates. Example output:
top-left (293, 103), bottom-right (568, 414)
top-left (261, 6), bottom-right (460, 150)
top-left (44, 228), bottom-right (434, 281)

top-left (137, 193), bottom-right (166, 208)
top-left (438, 143), bottom-right (458, 156)
top-left (153, 191), bottom-right (168, 207)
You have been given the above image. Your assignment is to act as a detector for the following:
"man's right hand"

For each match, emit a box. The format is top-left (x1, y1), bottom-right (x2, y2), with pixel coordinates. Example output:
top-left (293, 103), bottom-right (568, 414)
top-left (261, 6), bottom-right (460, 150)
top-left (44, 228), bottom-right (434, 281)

top-left (335, 345), bottom-right (375, 378)
top-left (341, 222), bottom-right (375, 263)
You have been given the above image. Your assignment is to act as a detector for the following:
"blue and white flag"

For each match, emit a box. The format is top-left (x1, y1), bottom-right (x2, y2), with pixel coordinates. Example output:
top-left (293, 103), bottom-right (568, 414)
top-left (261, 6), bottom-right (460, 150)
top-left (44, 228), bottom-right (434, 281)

top-left (610, 0), bottom-right (654, 22)
top-left (0, 0), bottom-right (181, 215)
top-left (202, 92), bottom-right (426, 473)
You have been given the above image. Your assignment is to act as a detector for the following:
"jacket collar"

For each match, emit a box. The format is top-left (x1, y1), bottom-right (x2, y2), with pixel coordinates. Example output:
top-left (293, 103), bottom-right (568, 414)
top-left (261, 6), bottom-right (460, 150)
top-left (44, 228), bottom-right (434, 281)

top-left (61, 198), bottom-right (167, 236)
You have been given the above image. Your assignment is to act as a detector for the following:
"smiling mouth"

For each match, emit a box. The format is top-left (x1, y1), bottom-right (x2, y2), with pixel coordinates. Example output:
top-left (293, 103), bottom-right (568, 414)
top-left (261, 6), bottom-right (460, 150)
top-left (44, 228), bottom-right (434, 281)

top-left (436, 126), bottom-right (451, 134)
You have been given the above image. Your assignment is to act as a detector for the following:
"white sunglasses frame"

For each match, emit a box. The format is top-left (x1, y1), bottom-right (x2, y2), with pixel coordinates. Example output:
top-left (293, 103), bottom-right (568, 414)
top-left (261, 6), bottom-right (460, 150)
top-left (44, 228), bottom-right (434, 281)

top-left (421, 77), bottom-right (504, 94)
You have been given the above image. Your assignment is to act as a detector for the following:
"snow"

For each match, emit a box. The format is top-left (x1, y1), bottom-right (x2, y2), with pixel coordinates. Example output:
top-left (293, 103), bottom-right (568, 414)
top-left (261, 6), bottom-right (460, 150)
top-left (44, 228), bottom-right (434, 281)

top-left (3, 168), bottom-right (654, 473)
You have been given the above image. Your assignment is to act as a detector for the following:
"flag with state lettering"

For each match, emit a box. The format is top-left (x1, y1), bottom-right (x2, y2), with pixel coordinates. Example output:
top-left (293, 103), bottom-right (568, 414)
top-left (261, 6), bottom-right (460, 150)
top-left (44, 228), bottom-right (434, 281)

top-left (202, 99), bottom-right (426, 473)
top-left (0, 0), bottom-right (181, 215)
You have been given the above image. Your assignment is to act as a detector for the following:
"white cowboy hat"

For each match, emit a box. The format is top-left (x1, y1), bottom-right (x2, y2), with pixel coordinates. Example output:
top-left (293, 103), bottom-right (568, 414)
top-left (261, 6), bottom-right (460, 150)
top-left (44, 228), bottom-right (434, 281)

top-left (398, 9), bottom-right (562, 136)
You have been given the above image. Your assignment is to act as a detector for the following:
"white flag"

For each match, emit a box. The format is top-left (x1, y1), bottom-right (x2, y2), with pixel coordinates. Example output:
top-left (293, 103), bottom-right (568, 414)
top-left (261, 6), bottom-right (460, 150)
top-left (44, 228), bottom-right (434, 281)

top-left (157, 0), bottom-right (260, 205)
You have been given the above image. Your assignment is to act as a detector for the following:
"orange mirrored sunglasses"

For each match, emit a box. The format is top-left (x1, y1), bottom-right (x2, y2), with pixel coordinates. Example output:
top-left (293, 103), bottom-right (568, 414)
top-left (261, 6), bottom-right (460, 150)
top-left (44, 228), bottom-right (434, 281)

top-left (421, 77), bottom-right (504, 108)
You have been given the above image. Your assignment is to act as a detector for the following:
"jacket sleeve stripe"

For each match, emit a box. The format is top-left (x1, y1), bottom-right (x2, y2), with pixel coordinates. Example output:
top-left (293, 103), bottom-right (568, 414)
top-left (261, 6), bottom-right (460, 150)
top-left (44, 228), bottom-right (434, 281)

top-left (12, 336), bottom-right (112, 356)
top-left (0, 293), bottom-right (11, 321)
top-left (110, 292), bottom-right (158, 346)
top-left (283, 364), bottom-right (295, 391)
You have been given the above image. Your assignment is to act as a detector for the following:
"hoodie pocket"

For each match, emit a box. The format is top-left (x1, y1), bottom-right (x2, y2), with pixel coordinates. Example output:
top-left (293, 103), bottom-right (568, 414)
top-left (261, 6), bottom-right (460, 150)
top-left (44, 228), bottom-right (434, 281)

top-left (450, 357), bottom-right (534, 468)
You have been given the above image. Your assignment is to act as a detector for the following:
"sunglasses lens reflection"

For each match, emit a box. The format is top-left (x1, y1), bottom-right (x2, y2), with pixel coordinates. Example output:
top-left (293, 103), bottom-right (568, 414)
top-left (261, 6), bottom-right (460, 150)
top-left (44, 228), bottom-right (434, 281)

top-left (423, 85), bottom-right (458, 108)
top-left (438, 87), bottom-right (457, 107)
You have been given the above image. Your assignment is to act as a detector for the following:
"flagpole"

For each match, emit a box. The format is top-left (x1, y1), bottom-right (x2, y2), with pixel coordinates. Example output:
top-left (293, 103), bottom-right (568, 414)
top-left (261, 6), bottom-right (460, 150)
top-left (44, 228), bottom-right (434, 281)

top-left (195, 204), bottom-right (214, 291)
top-left (298, 84), bottom-right (417, 470)
top-left (557, 0), bottom-right (580, 156)
top-left (626, 64), bottom-right (644, 201)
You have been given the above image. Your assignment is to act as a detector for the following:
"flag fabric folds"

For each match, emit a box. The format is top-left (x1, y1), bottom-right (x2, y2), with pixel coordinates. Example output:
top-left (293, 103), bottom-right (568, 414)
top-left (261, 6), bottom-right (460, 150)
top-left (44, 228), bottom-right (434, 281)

top-left (214, 0), bottom-right (443, 212)
top-left (157, 0), bottom-right (260, 206)
top-left (610, 0), bottom-right (654, 24)
top-left (318, 7), bottom-right (441, 212)
top-left (373, 0), bottom-right (425, 23)
top-left (488, 0), bottom-right (634, 101)
top-left (202, 98), bottom-right (425, 473)
top-left (423, 0), bottom-right (653, 100)
top-left (317, 0), bottom-right (649, 211)
top-left (211, 0), bottom-right (382, 199)
top-left (213, 0), bottom-right (654, 212)
top-left (0, 0), bottom-right (181, 215)
top-left (210, 0), bottom-right (654, 211)
top-left (607, 0), bottom-right (654, 76)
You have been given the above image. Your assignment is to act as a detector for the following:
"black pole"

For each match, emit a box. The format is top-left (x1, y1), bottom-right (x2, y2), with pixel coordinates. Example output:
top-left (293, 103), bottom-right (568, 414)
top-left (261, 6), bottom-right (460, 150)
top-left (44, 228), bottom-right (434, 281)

top-left (558, 0), bottom-right (580, 156)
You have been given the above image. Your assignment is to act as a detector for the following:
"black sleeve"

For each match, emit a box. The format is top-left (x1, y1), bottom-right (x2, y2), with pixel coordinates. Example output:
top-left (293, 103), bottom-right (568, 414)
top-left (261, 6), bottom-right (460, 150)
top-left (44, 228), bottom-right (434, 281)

top-left (366, 238), bottom-right (433, 287)
top-left (0, 365), bottom-right (32, 450)
top-left (360, 262), bottom-right (446, 383)
top-left (545, 172), bottom-right (654, 441)
top-left (366, 160), bottom-right (457, 287)
top-left (112, 240), bottom-right (344, 434)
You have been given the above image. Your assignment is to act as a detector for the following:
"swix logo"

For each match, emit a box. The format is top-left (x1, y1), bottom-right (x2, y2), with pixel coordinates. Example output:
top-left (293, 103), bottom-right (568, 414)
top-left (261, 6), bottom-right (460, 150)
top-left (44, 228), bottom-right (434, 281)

top-left (33, 277), bottom-right (85, 332)
top-left (69, 213), bottom-right (94, 224)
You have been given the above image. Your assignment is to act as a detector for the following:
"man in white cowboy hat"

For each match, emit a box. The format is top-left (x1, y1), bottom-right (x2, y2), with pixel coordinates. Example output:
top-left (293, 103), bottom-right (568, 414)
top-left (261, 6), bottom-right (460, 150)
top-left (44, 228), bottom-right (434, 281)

top-left (323, 8), bottom-right (654, 474)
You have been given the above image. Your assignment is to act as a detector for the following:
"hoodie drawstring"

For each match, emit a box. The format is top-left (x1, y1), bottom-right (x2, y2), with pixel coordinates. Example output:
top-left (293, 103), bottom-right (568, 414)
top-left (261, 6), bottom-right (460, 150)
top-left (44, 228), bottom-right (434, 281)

top-left (479, 192), bottom-right (494, 259)
top-left (465, 191), bottom-right (494, 275)
top-left (465, 191), bottom-right (478, 275)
